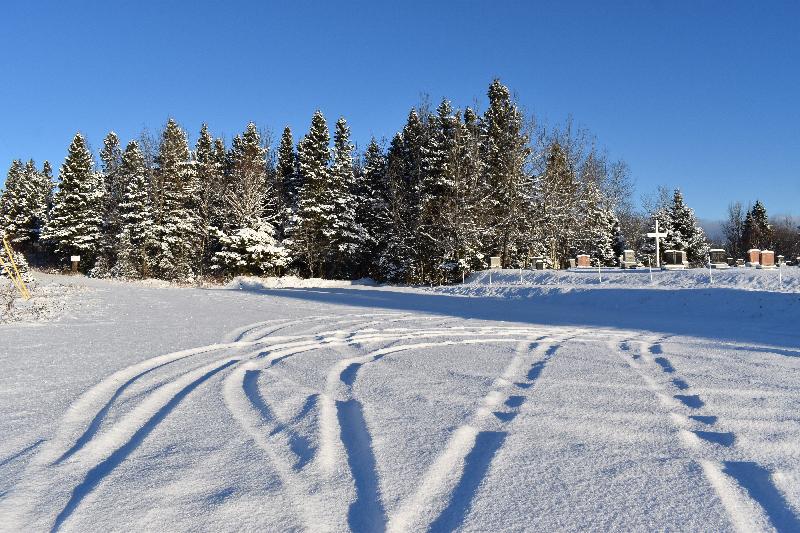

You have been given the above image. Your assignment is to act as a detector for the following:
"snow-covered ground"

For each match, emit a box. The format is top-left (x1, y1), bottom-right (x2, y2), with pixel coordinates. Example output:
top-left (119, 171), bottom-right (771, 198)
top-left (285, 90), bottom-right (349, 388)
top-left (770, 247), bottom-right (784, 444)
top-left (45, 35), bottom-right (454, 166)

top-left (1, 270), bottom-right (799, 532)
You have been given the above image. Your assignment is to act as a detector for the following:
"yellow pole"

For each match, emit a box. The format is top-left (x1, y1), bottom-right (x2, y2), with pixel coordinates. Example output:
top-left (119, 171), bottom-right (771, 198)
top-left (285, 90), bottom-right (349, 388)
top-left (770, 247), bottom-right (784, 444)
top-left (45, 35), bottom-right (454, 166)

top-left (1, 235), bottom-right (31, 300)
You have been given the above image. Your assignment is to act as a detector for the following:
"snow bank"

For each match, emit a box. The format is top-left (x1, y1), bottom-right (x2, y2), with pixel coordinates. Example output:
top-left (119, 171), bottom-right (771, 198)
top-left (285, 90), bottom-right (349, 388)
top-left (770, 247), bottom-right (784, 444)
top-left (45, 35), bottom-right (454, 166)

top-left (227, 275), bottom-right (377, 290)
top-left (453, 267), bottom-right (800, 295)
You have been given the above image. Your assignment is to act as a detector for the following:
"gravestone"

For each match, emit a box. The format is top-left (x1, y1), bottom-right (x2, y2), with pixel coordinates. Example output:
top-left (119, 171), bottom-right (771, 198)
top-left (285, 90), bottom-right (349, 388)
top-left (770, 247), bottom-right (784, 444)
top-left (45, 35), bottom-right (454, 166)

top-left (534, 257), bottom-right (545, 270)
top-left (621, 249), bottom-right (636, 269)
top-left (777, 255), bottom-right (785, 266)
top-left (736, 258), bottom-right (745, 267)
top-left (758, 250), bottom-right (776, 269)
top-left (489, 256), bottom-right (501, 269)
top-left (708, 249), bottom-right (729, 269)
top-left (576, 254), bottom-right (591, 268)
top-left (727, 257), bottom-right (735, 266)
top-left (662, 249), bottom-right (687, 270)
top-left (746, 249), bottom-right (760, 267)
top-left (568, 258), bottom-right (576, 269)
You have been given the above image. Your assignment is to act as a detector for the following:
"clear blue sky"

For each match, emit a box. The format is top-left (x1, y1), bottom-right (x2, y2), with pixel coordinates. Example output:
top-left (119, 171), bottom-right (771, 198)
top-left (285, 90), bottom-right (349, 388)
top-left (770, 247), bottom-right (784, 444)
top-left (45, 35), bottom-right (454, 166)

top-left (1, 1), bottom-right (798, 219)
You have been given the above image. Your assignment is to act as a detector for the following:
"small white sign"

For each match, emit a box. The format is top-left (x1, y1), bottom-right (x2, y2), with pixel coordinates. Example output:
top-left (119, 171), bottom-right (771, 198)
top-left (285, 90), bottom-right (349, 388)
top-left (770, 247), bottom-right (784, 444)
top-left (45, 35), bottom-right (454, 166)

top-left (71, 255), bottom-right (81, 262)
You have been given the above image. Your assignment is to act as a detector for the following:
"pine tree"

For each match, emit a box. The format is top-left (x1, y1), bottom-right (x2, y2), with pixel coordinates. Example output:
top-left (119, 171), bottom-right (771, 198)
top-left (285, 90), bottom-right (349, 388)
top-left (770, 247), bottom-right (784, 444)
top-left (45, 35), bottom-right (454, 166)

top-left (355, 138), bottom-right (391, 278)
top-left (290, 111), bottom-right (332, 277)
top-left (663, 189), bottom-right (708, 264)
top-left (154, 119), bottom-right (199, 280)
top-left (380, 110), bottom-right (426, 282)
top-left (0, 160), bottom-right (28, 245)
top-left (275, 126), bottom-right (299, 236)
top-left (480, 79), bottom-right (531, 267)
top-left (534, 141), bottom-right (578, 268)
top-left (31, 161), bottom-right (54, 244)
top-left (742, 200), bottom-right (772, 251)
top-left (325, 117), bottom-right (362, 278)
top-left (114, 141), bottom-right (155, 277)
top-left (576, 177), bottom-right (617, 266)
top-left (41, 133), bottom-right (104, 267)
top-left (193, 123), bottom-right (221, 273)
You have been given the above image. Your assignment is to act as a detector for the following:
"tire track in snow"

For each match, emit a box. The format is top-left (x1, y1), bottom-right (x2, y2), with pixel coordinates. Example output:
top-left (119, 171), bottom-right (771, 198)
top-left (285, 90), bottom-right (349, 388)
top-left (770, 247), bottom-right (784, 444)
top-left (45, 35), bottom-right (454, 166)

top-left (50, 359), bottom-right (239, 533)
top-left (616, 337), bottom-right (800, 533)
top-left (386, 334), bottom-right (575, 533)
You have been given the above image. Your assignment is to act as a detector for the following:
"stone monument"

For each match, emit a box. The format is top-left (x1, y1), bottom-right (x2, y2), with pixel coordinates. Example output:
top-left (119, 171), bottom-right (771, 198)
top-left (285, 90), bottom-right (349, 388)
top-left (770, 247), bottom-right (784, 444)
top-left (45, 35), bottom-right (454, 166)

top-left (746, 249), bottom-right (760, 267)
top-left (662, 249), bottom-right (687, 270)
top-left (758, 250), bottom-right (776, 269)
top-left (708, 249), bottom-right (729, 269)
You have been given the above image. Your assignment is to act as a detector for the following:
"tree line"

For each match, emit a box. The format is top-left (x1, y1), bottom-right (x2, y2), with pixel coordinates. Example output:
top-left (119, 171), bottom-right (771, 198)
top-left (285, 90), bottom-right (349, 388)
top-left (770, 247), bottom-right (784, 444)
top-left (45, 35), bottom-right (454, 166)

top-left (4, 79), bottom-right (783, 284)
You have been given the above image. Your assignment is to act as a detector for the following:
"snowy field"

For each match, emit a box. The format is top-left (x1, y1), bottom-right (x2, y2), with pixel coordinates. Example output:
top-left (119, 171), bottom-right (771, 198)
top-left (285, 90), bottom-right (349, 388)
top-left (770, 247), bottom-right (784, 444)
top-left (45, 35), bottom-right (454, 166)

top-left (1, 270), bottom-right (799, 532)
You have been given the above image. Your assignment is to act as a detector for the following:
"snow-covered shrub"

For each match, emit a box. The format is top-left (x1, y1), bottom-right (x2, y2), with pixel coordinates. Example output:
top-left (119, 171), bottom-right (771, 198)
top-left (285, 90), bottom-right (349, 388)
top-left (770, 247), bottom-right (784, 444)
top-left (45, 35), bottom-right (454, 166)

top-left (212, 221), bottom-right (288, 277)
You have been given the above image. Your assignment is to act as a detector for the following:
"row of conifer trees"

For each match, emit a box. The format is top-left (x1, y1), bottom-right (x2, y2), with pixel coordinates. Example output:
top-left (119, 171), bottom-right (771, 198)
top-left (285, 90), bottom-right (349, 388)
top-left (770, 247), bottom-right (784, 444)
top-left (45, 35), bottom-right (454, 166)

top-left (1, 80), bottom-right (710, 283)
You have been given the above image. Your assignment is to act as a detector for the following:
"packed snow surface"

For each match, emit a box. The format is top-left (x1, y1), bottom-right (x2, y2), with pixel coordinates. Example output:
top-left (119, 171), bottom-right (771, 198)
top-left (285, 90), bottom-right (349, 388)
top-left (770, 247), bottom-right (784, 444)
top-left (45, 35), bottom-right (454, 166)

top-left (1, 269), bottom-right (799, 532)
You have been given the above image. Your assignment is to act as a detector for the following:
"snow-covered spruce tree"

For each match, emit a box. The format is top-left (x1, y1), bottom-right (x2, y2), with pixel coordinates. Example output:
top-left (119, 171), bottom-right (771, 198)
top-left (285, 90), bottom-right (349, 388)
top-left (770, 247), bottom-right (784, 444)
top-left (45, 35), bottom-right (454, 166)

top-left (325, 117), bottom-right (363, 278)
top-left (41, 133), bottom-right (104, 268)
top-left (153, 119), bottom-right (200, 280)
top-left (479, 79), bottom-right (531, 268)
top-left (576, 177), bottom-right (617, 266)
top-left (663, 189), bottom-right (707, 264)
top-left (455, 107), bottom-right (488, 275)
top-left (275, 126), bottom-right (299, 237)
top-left (289, 111), bottom-right (332, 278)
top-left (380, 110), bottom-right (426, 282)
top-left (533, 141), bottom-right (579, 268)
top-left (355, 138), bottom-right (391, 278)
top-left (31, 161), bottom-right (54, 245)
top-left (194, 124), bottom-right (229, 273)
top-left (0, 160), bottom-right (29, 245)
top-left (114, 141), bottom-right (155, 278)
top-left (417, 99), bottom-right (458, 282)
top-left (742, 200), bottom-right (772, 251)
top-left (92, 132), bottom-right (125, 277)
top-left (213, 123), bottom-right (285, 277)
top-left (0, 159), bottom-right (52, 250)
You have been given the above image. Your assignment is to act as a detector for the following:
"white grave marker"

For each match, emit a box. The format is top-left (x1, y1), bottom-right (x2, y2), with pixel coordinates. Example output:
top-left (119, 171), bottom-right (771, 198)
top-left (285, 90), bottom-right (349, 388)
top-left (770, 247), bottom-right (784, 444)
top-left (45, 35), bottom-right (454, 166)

top-left (646, 220), bottom-right (668, 269)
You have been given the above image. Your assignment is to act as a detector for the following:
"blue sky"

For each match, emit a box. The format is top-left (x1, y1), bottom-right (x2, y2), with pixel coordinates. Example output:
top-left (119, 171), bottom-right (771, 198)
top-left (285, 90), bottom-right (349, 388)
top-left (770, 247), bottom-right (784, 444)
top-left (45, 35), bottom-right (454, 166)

top-left (1, 1), bottom-right (798, 219)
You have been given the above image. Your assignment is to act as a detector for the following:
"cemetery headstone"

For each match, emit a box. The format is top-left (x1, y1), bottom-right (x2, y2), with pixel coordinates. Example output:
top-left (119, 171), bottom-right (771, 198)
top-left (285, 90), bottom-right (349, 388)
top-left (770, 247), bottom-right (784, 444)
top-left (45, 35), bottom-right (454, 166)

top-left (708, 249), bottom-right (729, 269)
top-left (568, 258), bottom-right (576, 269)
top-left (758, 250), bottom-right (776, 269)
top-left (736, 258), bottom-right (745, 267)
top-left (489, 256), bottom-right (501, 269)
top-left (662, 249), bottom-right (687, 270)
top-left (746, 249), bottom-right (760, 267)
top-left (534, 257), bottom-right (545, 270)
top-left (576, 254), bottom-right (590, 268)
top-left (621, 250), bottom-right (637, 269)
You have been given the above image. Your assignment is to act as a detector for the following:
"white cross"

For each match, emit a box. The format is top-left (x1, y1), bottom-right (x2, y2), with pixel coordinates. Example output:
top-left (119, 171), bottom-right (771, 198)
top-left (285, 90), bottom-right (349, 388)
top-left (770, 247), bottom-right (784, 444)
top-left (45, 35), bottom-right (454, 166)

top-left (646, 219), bottom-right (668, 268)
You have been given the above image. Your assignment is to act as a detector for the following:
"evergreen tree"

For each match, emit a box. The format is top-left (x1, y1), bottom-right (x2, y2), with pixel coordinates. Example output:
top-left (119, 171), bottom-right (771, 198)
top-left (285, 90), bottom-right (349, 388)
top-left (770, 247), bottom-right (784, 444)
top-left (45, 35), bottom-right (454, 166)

top-left (114, 141), bottom-right (155, 277)
top-left (290, 111), bottom-right (332, 277)
top-left (479, 79), bottom-right (531, 267)
top-left (576, 177), bottom-right (617, 266)
top-left (380, 109), bottom-right (426, 282)
top-left (275, 126), bottom-right (299, 235)
top-left (534, 141), bottom-right (578, 268)
top-left (663, 189), bottom-right (708, 264)
top-left (154, 119), bottom-right (199, 280)
top-left (93, 132), bottom-right (125, 276)
top-left (0, 160), bottom-right (28, 245)
top-left (193, 123), bottom-right (221, 273)
top-left (41, 133), bottom-right (104, 267)
top-left (31, 161), bottom-right (55, 244)
top-left (742, 200), bottom-right (772, 251)
top-left (325, 117), bottom-right (362, 278)
top-left (355, 138), bottom-right (391, 278)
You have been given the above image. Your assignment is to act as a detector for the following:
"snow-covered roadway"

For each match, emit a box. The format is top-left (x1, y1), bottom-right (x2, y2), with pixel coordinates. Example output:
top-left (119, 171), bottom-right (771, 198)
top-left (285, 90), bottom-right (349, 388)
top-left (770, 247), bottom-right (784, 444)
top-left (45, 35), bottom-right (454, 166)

top-left (1, 273), bottom-right (799, 531)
